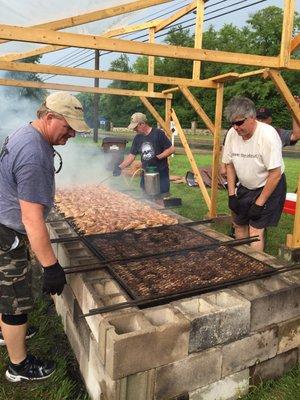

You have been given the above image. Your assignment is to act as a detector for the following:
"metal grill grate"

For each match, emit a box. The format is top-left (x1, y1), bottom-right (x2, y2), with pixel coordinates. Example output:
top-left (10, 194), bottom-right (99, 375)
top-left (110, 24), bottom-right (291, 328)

top-left (80, 225), bottom-right (274, 300)
top-left (110, 246), bottom-right (274, 299)
top-left (85, 224), bottom-right (215, 261)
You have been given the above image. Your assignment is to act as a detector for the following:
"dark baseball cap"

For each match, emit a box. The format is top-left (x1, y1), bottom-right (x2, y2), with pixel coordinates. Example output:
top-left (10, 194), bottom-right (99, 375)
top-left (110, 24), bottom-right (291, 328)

top-left (256, 107), bottom-right (272, 120)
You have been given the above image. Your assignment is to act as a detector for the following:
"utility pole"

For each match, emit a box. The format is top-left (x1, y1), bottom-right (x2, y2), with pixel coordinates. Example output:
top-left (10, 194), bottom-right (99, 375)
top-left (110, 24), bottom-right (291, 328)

top-left (93, 49), bottom-right (100, 143)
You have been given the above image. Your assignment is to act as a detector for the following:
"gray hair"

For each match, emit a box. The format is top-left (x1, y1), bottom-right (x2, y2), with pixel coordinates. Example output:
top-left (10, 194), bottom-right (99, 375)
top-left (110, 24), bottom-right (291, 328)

top-left (36, 103), bottom-right (62, 119)
top-left (224, 97), bottom-right (256, 122)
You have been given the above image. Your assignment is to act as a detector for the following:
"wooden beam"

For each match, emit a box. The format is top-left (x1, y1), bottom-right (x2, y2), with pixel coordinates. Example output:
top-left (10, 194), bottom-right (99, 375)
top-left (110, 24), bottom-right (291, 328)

top-left (0, 78), bottom-right (171, 99)
top-left (102, 20), bottom-right (160, 38)
top-left (179, 86), bottom-right (215, 134)
top-left (210, 83), bottom-right (224, 218)
top-left (279, 0), bottom-right (295, 67)
top-left (154, 1), bottom-right (197, 33)
top-left (193, 0), bottom-right (205, 80)
top-left (288, 59), bottom-right (300, 70)
top-left (165, 98), bottom-right (172, 131)
top-left (0, 20), bottom-right (162, 62)
top-left (209, 69), bottom-right (268, 83)
top-left (0, 0), bottom-right (172, 45)
top-left (268, 69), bottom-right (300, 125)
top-left (162, 87), bottom-right (179, 94)
top-left (171, 108), bottom-right (211, 210)
top-left (0, 60), bottom-right (217, 89)
top-left (291, 33), bottom-right (300, 53)
top-left (148, 27), bottom-right (155, 93)
top-left (0, 24), bottom-right (283, 69)
top-left (291, 175), bottom-right (300, 248)
top-left (139, 96), bottom-right (171, 137)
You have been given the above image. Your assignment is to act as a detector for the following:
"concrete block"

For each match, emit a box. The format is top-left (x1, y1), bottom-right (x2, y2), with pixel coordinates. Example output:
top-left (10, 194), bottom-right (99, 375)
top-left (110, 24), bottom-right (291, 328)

top-left (234, 276), bottom-right (300, 331)
top-left (278, 316), bottom-right (300, 354)
top-left (190, 369), bottom-right (249, 400)
top-left (250, 348), bottom-right (298, 386)
top-left (73, 299), bottom-right (91, 355)
top-left (65, 311), bottom-right (83, 363)
top-left (67, 273), bottom-right (85, 309)
top-left (154, 348), bottom-right (222, 399)
top-left (174, 290), bottom-right (250, 352)
top-left (222, 327), bottom-right (278, 377)
top-left (102, 307), bottom-right (190, 379)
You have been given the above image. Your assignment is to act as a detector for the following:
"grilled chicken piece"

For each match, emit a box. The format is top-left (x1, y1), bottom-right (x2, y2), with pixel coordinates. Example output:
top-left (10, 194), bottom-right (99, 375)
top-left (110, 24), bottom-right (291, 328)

top-left (55, 184), bottom-right (177, 235)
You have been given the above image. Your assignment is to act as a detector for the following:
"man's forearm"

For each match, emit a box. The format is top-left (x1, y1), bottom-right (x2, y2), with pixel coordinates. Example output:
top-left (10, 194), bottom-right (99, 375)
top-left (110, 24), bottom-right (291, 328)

top-left (119, 153), bottom-right (135, 169)
top-left (226, 163), bottom-right (237, 196)
top-left (255, 168), bottom-right (282, 206)
top-left (20, 200), bottom-right (57, 266)
top-left (157, 145), bottom-right (175, 160)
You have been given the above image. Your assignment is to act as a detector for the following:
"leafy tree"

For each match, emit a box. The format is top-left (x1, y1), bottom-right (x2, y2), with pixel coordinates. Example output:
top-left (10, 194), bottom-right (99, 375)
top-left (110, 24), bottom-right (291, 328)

top-left (91, 6), bottom-right (300, 129)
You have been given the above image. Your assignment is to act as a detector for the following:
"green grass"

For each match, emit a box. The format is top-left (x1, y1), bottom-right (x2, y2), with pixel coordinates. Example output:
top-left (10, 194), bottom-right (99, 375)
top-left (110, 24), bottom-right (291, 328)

top-left (0, 149), bottom-right (299, 400)
top-left (0, 298), bottom-right (89, 400)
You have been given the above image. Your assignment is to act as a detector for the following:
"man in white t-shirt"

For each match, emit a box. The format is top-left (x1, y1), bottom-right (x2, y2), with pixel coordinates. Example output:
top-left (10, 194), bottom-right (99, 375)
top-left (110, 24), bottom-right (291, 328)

top-left (222, 97), bottom-right (286, 251)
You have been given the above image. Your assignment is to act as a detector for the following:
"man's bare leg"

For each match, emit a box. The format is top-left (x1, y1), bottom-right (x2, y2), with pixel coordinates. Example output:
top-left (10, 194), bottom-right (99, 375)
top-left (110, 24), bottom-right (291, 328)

top-left (234, 224), bottom-right (248, 239)
top-left (249, 226), bottom-right (265, 251)
top-left (1, 320), bottom-right (27, 364)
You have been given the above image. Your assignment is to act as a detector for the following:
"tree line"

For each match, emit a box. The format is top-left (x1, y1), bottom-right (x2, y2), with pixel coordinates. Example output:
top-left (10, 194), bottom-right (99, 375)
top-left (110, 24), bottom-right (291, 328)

top-left (77, 6), bottom-right (300, 129)
top-left (4, 6), bottom-right (300, 130)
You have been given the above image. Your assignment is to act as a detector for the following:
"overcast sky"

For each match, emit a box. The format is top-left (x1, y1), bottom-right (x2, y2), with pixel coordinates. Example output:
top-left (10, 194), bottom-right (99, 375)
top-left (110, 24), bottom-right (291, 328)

top-left (0, 0), bottom-right (299, 87)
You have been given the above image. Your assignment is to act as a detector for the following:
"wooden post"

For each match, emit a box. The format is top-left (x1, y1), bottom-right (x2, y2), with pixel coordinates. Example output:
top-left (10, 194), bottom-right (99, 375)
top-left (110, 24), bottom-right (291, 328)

top-left (148, 27), bottom-right (155, 93)
top-left (291, 175), bottom-right (300, 247)
top-left (93, 49), bottom-right (100, 143)
top-left (210, 83), bottom-right (224, 218)
top-left (287, 175), bottom-right (300, 248)
top-left (165, 98), bottom-right (172, 130)
top-left (280, 0), bottom-right (295, 67)
top-left (193, 0), bottom-right (204, 80)
top-left (171, 108), bottom-right (211, 210)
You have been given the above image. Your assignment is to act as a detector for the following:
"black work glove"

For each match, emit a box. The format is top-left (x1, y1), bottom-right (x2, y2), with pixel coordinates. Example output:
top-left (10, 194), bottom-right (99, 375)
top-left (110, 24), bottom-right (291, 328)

top-left (248, 203), bottom-right (264, 220)
top-left (228, 195), bottom-right (239, 214)
top-left (43, 261), bottom-right (66, 296)
top-left (112, 165), bottom-right (121, 176)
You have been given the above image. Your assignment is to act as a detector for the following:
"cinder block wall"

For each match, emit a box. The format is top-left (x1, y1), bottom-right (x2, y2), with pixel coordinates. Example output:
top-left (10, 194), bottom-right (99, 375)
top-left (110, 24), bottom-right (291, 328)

top-left (48, 219), bottom-right (300, 400)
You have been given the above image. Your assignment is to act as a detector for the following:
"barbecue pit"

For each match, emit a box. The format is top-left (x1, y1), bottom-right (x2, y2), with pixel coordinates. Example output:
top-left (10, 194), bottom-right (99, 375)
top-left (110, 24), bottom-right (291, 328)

top-left (48, 186), bottom-right (300, 400)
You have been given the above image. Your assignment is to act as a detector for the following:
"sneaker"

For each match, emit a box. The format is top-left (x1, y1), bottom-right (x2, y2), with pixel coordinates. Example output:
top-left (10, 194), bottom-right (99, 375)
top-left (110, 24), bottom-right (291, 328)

top-left (0, 326), bottom-right (37, 346)
top-left (5, 354), bottom-right (55, 382)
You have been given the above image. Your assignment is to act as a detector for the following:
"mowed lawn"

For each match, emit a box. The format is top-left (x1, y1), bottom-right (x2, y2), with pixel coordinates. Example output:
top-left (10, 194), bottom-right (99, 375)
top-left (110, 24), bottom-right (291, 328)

top-left (0, 147), bottom-right (299, 399)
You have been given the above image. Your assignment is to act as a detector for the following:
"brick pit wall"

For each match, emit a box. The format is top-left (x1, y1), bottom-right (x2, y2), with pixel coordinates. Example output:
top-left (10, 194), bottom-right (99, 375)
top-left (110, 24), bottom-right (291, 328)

top-left (48, 210), bottom-right (300, 400)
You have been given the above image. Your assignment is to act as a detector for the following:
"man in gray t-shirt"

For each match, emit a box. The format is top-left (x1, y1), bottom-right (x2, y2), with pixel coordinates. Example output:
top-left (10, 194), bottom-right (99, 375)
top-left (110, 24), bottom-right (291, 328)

top-left (256, 96), bottom-right (300, 147)
top-left (0, 92), bottom-right (89, 383)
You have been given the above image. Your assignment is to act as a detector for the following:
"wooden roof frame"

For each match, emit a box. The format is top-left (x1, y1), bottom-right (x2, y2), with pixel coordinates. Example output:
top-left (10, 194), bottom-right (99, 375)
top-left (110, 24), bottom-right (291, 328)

top-left (0, 0), bottom-right (299, 246)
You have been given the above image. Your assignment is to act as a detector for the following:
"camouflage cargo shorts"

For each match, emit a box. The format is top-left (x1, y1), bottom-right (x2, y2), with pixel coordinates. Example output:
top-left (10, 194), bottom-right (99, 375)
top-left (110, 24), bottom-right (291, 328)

top-left (0, 237), bottom-right (34, 315)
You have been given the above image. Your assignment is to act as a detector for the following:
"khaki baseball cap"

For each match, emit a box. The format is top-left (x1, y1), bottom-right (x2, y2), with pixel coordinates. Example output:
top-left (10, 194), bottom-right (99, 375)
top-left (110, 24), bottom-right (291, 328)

top-left (128, 112), bottom-right (147, 129)
top-left (45, 91), bottom-right (91, 132)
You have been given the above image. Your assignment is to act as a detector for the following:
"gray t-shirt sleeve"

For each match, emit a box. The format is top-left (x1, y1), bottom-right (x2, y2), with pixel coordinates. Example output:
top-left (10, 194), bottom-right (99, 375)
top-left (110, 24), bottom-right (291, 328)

top-left (276, 128), bottom-right (293, 147)
top-left (15, 162), bottom-right (54, 207)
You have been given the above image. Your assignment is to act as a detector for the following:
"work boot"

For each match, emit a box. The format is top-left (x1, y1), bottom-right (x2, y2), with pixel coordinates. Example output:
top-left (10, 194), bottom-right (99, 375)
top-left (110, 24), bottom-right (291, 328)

top-left (5, 354), bottom-right (55, 382)
top-left (0, 326), bottom-right (37, 346)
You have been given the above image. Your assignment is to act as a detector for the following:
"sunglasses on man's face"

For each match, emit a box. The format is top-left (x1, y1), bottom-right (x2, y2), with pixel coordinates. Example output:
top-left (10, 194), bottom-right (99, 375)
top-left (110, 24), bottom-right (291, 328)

top-left (231, 118), bottom-right (247, 127)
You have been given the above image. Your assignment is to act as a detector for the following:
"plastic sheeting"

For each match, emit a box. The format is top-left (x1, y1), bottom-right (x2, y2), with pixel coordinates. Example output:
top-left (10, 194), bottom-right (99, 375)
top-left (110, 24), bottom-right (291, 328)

top-left (0, 0), bottom-right (158, 55)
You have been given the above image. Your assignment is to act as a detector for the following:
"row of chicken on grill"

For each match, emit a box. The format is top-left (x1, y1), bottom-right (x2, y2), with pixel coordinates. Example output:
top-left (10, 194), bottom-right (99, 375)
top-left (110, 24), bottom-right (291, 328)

top-left (55, 185), bottom-right (177, 235)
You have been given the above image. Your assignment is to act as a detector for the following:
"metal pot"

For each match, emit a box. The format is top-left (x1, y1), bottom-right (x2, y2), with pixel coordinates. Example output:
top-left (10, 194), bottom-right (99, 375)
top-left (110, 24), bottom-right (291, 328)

top-left (144, 167), bottom-right (160, 196)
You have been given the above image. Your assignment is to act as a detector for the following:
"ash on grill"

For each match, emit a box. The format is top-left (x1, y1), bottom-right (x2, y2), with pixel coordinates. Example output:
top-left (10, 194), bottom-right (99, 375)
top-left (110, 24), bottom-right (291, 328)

top-left (111, 246), bottom-right (273, 299)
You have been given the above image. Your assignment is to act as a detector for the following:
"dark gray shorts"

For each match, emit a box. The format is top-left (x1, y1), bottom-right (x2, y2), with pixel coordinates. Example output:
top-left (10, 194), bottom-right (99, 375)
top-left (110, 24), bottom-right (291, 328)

top-left (234, 174), bottom-right (287, 229)
top-left (0, 238), bottom-right (34, 315)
